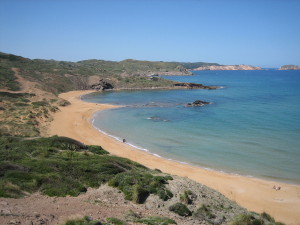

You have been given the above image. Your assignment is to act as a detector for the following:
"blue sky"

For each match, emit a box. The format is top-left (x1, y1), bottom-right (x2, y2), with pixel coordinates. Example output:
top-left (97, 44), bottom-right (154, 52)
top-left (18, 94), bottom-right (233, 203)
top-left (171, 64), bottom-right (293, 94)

top-left (0, 0), bottom-right (299, 67)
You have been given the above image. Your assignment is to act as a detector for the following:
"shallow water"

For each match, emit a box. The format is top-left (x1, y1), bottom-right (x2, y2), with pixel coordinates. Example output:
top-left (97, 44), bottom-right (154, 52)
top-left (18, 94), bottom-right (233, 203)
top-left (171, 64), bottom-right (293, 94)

top-left (82, 70), bottom-right (300, 184)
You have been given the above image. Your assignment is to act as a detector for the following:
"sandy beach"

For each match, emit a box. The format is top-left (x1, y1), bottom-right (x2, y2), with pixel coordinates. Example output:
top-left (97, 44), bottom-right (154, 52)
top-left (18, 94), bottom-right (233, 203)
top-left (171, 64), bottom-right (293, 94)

top-left (49, 90), bottom-right (300, 225)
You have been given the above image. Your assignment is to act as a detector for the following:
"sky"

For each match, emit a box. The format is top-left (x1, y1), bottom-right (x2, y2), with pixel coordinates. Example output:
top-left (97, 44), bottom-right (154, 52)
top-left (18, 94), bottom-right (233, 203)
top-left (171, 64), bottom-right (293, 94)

top-left (0, 0), bottom-right (300, 67)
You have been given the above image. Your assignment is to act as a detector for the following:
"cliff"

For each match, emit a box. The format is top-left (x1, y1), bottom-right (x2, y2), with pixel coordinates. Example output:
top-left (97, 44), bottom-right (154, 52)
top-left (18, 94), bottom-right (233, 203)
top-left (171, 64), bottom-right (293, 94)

top-left (278, 65), bottom-right (300, 70)
top-left (193, 64), bottom-right (262, 71)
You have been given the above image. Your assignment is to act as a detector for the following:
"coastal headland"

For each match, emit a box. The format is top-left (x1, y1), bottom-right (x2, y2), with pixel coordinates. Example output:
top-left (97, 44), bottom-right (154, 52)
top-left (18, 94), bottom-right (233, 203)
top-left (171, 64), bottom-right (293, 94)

top-left (49, 90), bottom-right (300, 225)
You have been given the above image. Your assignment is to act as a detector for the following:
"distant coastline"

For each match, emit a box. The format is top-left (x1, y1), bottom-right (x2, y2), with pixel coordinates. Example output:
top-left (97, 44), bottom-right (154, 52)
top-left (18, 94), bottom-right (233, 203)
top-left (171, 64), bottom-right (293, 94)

top-left (278, 65), bottom-right (300, 70)
top-left (193, 64), bottom-right (262, 71)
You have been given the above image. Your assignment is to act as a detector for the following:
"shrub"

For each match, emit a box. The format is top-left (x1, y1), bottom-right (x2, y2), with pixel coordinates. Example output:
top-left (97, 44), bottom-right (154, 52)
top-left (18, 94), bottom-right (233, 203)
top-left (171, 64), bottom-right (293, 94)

top-left (106, 217), bottom-right (126, 225)
top-left (193, 204), bottom-right (215, 220)
top-left (62, 216), bottom-right (102, 225)
top-left (0, 136), bottom-right (146, 198)
top-left (136, 216), bottom-right (177, 225)
top-left (169, 203), bottom-right (191, 217)
top-left (158, 189), bottom-right (173, 201)
top-left (261, 212), bottom-right (275, 222)
top-left (108, 172), bottom-right (173, 203)
top-left (179, 190), bottom-right (193, 204)
top-left (132, 184), bottom-right (149, 204)
top-left (229, 214), bottom-right (263, 225)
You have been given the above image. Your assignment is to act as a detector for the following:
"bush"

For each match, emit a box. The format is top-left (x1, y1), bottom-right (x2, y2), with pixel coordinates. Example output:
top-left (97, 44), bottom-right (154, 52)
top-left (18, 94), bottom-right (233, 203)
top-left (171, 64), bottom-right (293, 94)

top-left (106, 217), bottom-right (126, 225)
top-left (193, 204), bottom-right (215, 220)
top-left (62, 216), bottom-right (102, 225)
top-left (132, 184), bottom-right (149, 204)
top-left (108, 172), bottom-right (173, 203)
top-left (179, 190), bottom-right (193, 204)
top-left (229, 214), bottom-right (263, 225)
top-left (158, 189), bottom-right (173, 201)
top-left (261, 212), bottom-right (275, 222)
top-left (169, 203), bottom-right (191, 217)
top-left (136, 216), bottom-right (177, 225)
top-left (0, 136), bottom-right (146, 198)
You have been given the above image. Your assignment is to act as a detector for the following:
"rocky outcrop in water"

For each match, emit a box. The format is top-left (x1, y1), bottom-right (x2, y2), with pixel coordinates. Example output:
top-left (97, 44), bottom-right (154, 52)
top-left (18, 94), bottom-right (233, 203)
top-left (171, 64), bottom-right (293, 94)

top-left (278, 65), bottom-right (300, 70)
top-left (193, 65), bottom-right (261, 71)
top-left (187, 100), bottom-right (210, 107)
top-left (174, 82), bottom-right (218, 90)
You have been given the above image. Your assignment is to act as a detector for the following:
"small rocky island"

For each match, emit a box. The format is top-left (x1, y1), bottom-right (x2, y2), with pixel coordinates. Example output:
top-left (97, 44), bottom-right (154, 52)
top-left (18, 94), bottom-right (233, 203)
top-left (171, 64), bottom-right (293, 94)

top-left (278, 65), bottom-right (300, 70)
top-left (193, 64), bottom-right (261, 71)
top-left (187, 100), bottom-right (211, 107)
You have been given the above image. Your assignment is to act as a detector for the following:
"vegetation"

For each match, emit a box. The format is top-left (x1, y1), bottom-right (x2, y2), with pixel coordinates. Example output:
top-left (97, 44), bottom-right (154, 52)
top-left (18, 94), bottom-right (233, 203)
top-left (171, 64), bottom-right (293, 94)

top-left (229, 213), bottom-right (285, 225)
top-left (62, 215), bottom-right (177, 225)
top-left (168, 203), bottom-right (191, 217)
top-left (106, 217), bottom-right (126, 225)
top-left (0, 91), bottom-right (58, 137)
top-left (0, 135), bottom-right (151, 198)
top-left (136, 216), bottom-right (177, 225)
top-left (0, 65), bottom-right (20, 91)
top-left (193, 204), bottom-right (216, 221)
top-left (176, 62), bottom-right (221, 70)
top-left (108, 171), bottom-right (173, 203)
top-left (179, 190), bottom-right (194, 204)
top-left (62, 216), bottom-right (101, 225)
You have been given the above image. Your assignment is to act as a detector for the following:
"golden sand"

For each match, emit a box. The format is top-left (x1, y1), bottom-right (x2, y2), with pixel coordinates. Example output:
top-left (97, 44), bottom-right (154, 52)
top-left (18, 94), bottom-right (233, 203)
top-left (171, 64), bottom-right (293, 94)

top-left (49, 90), bottom-right (300, 225)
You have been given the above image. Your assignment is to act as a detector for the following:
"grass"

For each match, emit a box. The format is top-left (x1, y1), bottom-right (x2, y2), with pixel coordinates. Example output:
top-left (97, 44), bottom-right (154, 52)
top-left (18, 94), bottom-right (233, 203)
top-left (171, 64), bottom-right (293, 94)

top-left (106, 217), bottom-right (126, 225)
top-left (229, 213), bottom-right (285, 225)
top-left (108, 172), bottom-right (173, 203)
top-left (0, 91), bottom-right (58, 137)
top-left (179, 190), bottom-right (194, 204)
top-left (62, 216), bottom-right (101, 225)
top-left (0, 135), bottom-right (149, 198)
top-left (168, 203), bottom-right (191, 217)
top-left (62, 215), bottom-right (177, 225)
top-left (193, 204), bottom-right (216, 221)
top-left (136, 216), bottom-right (177, 225)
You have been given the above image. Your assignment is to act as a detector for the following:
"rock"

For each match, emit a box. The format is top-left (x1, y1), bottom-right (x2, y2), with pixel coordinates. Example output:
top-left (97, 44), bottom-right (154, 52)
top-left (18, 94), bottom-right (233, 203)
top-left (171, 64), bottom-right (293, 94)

top-left (174, 82), bottom-right (218, 90)
top-left (187, 100), bottom-right (210, 107)
top-left (193, 64), bottom-right (261, 70)
top-left (89, 79), bottom-right (114, 91)
top-left (278, 65), bottom-right (300, 70)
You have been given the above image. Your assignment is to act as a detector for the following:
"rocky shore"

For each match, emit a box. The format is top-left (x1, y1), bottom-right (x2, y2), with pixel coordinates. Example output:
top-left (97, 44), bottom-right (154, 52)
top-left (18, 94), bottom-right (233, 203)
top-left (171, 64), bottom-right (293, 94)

top-left (193, 65), bottom-right (261, 71)
top-left (278, 65), bottom-right (300, 70)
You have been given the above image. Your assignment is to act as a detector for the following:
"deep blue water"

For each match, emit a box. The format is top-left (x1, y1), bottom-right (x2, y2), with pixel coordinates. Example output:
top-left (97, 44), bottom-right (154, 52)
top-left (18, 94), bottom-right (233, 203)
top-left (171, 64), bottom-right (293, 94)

top-left (82, 70), bottom-right (300, 184)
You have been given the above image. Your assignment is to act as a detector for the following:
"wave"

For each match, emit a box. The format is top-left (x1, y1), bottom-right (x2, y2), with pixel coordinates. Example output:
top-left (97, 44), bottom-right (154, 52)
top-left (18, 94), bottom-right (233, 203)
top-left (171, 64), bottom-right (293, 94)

top-left (91, 115), bottom-right (256, 179)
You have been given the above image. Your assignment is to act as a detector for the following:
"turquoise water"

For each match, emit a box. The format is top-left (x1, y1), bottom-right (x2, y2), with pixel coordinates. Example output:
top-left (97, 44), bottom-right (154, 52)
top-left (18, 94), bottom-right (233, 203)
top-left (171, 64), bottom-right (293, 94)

top-left (82, 70), bottom-right (300, 184)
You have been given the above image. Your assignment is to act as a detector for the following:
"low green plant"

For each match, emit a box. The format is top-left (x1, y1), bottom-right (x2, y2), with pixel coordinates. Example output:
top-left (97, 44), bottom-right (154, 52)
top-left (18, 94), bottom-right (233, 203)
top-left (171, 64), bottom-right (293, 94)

top-left (193, 204), bottom-right (215, 220)
top-left (169, 203), bottom-right (191, 217)
top-left (0, 136), bottom-right (146, 198)
top-left (108, 172), bottom-right (173, 203)
top-left (229, 213), bottom-right (285, 225)
top-left (62, 216), bottom-right (101, 225)
top-left (106, 217), bottom-right (126, 225)
top-left (136, 216), bottom-right (177, 225)
top-left (179, 190), bottom-right (193, 204)
top-left (229, 214), bottom-right (263, 225)
top-left (260, 212), bottom-right (275, 222)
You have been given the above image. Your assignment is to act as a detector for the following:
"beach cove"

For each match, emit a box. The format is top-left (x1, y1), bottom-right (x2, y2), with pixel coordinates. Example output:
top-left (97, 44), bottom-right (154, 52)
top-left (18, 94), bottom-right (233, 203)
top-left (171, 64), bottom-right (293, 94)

top-left (49, 90), bottom-right (300, 225)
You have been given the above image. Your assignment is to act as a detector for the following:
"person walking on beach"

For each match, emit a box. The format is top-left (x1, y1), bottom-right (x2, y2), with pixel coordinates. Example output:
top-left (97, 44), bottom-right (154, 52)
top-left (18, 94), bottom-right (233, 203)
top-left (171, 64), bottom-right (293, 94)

top-left (123, 138), bottom-right (126, 143)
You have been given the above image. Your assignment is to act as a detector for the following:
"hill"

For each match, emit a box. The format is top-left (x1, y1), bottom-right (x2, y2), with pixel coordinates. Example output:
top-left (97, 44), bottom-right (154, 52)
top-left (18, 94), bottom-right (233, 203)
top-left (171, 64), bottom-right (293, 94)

top-left (193, 64), bottom-right (262, 71)
top-left (278, 65), bottom-right (300, 70)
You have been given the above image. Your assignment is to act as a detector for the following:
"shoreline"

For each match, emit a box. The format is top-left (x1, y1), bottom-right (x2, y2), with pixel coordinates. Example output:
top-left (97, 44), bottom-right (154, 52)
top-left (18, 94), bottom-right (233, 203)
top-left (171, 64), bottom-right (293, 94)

top-left (91, 112), bottom-right (299, 186)
top-left (49, 90), bottom-right (300, 225)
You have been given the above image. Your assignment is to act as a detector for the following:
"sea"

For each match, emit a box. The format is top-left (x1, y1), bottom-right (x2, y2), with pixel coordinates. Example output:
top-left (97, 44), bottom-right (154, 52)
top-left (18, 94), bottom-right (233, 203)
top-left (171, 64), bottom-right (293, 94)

top-left (82, 70), bottom-right (300, 185)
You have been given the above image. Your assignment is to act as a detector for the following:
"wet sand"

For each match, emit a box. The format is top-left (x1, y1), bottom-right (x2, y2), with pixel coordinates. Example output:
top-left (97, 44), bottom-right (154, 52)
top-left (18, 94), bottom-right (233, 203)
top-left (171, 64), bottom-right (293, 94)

top-left (49, 90), bottom-right (300, 225)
